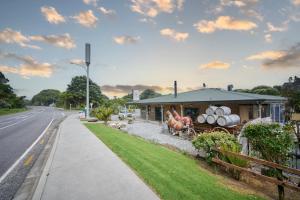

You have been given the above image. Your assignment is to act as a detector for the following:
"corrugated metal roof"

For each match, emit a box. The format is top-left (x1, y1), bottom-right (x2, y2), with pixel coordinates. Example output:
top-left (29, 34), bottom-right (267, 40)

top-left (135, 88), bottom-right (286, 104)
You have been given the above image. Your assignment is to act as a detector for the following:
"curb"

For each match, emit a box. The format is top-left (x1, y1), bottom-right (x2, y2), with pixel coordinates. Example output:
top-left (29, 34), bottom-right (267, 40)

top-left (31, 117), bottom-right (64, 200)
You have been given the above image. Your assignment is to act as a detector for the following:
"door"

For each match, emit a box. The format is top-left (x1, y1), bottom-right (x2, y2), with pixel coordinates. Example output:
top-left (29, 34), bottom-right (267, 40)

top-left (155, 107), bottom-right (162, 121)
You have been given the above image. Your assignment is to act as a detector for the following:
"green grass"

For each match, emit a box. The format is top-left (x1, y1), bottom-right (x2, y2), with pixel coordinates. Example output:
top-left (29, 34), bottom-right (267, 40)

top-left (0, 108), bottom-right (27, 116)
top-left (86, 123), bottom-right (264, 200)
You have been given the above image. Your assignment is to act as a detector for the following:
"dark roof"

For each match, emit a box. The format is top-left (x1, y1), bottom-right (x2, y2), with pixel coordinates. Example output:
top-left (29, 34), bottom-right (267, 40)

top-left (135, 88), bottom-right (286, 104)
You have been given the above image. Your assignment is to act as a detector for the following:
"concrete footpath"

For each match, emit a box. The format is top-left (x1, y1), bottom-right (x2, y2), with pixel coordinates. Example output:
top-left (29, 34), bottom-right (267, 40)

top-left (33, 114), bottom-right (159, 200)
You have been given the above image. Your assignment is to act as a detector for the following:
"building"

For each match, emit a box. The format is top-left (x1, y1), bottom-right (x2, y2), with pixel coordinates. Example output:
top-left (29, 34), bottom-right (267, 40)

top-left (134, 87), bottom-right (287, 124)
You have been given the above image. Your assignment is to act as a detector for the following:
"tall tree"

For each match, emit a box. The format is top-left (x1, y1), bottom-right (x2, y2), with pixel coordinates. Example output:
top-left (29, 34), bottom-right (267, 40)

top-left (66, 76), bottom-right (108, 108)
top-left (31, 89), bottom-right (61, 106)
top-left (0, 72), bottom-right (25, 108)
top-left (140, 89), bottom-right (161, 100)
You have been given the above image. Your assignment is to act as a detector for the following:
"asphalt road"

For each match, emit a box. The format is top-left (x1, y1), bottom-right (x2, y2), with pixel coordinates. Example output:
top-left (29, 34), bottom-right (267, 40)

top-left (0, 106), bottom-right (64, 178)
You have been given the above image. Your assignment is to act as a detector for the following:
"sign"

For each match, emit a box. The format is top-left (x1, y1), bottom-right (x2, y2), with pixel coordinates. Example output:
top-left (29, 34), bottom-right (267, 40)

top-left (132, 90), bottom-right (140, 101)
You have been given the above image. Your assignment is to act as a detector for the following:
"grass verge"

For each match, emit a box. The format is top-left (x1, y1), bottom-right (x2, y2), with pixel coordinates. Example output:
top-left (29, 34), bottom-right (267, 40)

top-left (85, 123), bottom-right (264, 200)
top-left (0, 108), bottom-right (27, 116)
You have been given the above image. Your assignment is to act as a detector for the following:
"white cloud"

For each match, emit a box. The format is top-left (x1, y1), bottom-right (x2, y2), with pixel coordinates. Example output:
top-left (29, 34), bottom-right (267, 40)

top-left (246, 51), bottom-right (286, 60)
top-left (264, 34), bottom-right (272, 43)
top-left (266, 22), bottom-right (288, 32)
top-left (83, 0), bottom-right (98, 7)
top-left (72, 10), bottom-right (98, 28)
top-left (130, 0), bottom-right (184, 17)
top-left (98, 7), bottom-right (116, 16)
top-left (0, 52), bottom-right (54, 78)
top-left (0, 28), bottom-right (40, 49)
top-left (200, 61), bottom-right (230, 69)
top-left (70, 59), bottom-right (85, 66)
top-left (160, 28), bottom-right (189, 42)
top-left (113, 36), bottom-right (140, 45)
top-left (30, 33), bottom-right (76, 49)
top-left (194, 16), bottom-right (257, 33)
top-left (292, 0), bottom-right (300, 6)
top-left (41, 6), bottom-right (65, 24)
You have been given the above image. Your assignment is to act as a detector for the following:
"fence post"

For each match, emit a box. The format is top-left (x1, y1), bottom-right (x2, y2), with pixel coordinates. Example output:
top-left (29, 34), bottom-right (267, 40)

top-left (277, 169), bottom-right (284, 200)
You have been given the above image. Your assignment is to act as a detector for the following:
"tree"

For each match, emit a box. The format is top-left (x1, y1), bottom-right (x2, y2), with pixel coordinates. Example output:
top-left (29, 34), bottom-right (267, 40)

top-left (65, 76), bottom-right (108, 108)
top-left (140, 89), bottom-right (161, 100)
top-left (0, 72), bottom-right (26, 108)
top-left (251, 85), bottom-right (280, 96)
top-left (31, 89), bottom-right (61, 106)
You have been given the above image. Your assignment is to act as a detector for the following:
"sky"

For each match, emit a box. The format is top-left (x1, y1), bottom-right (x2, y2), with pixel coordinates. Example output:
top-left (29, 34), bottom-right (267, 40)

top-left (0, 0), bottom-right (300, 98)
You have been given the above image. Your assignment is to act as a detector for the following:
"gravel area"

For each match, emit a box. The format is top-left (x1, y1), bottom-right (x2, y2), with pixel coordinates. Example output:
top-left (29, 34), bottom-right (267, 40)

top-left (111, 116), bottom-right (202, 156)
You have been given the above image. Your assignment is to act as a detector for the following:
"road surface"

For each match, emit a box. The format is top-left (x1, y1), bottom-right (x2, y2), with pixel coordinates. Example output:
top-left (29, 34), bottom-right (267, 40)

top-left (0, 106), bottom-right (64, 178)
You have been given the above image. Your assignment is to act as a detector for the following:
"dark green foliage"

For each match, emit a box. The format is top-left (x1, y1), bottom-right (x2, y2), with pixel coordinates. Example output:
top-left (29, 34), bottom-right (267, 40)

top-left (140, 89), bottom-right (161, 100)
top-left (235, 85), bottom-right (280, 96)
top-left (0, 72), bottom-right (26, 108)
top-left (64, 76), bottom-right (108, 108)
top-left (31, 89), bottom-right (61, 106)
top-left (243, 123), bottom-right (294, 164)
top-left (251, 85), bottom-right (280, 96)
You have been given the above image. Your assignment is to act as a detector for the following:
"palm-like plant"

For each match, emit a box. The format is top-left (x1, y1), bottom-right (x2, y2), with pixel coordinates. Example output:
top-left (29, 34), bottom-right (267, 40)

top-left (95, 106), bottom-right (114, 124)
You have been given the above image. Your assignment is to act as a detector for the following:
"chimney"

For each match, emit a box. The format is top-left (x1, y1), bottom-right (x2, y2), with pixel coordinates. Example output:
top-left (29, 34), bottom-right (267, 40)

top-left (174, 80), bottom-right (177, 98)
top-left (227, 84), bottom-right (233, 91)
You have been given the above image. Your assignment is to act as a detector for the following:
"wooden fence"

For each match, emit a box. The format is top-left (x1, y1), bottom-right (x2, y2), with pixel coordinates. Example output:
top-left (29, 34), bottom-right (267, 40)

top-left (212, 148), bottom-right (300, 200)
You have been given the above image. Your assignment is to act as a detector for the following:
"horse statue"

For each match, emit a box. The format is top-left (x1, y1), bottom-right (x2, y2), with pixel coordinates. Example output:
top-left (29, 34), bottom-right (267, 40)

top-left (171, 110), bottom-right (193, 127)
top-left (166, 110), bottom-right (184, 135)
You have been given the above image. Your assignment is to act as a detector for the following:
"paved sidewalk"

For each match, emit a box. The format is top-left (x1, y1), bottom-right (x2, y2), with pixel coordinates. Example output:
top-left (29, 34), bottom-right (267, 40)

top-left (33, 114), bottom-right (159, 200)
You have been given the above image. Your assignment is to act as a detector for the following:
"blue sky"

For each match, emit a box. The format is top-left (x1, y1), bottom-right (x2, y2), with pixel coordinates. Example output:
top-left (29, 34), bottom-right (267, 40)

top-left (0, 0), bottom-right (300, 98)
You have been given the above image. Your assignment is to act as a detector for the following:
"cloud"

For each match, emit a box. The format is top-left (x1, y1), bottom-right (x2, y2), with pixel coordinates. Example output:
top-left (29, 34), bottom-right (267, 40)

top-left (98, 7), bottom-right (116, 16)
top-left (101, 84), bottom-right (200, 97)
top-left (266, 22), bottom-right (288, 32)
top-left (113, 35), bottom-right (140, 45)
top-left (194, 16), bottom-right (257, 33)
top-left (263, 43), bottom-right (300, 68)
top-left (72, 10), bottom-right (98, 28)
top-left (0, 28), bottom-right (40, 49)
top-left (264, 34), bottom-right (272, 43)
top-left (70, 59), bottom-right (85, 66)
top-left (130, 0), bottom-right (184, 18)
top-left (292, 0), bottom-right (300, 6)
top-left (0, 52), bottom-right (54, 78)
top-left (41, 6), bottom-right (65, 24)
top-left (160, 28), bottom-right (189, 42)
top-left (83, 0), bottom-right (98, 6)
top-left (246, 51), bottom-right (286, 60)
top-left (200, 61), bottom-right (230, 69)
top-left (30, 33), bottom-right (76, 49)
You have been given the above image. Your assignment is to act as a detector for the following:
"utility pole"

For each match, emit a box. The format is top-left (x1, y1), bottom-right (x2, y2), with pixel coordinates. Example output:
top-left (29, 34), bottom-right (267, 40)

top-left (85, 43), bottom-right (91, 119)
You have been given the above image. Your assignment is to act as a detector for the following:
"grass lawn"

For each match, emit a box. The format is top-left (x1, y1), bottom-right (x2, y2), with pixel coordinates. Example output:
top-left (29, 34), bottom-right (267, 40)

top-left (86, 123), bottom-right (264, 200)
top-left (0, 108), bottom-right (27, 116)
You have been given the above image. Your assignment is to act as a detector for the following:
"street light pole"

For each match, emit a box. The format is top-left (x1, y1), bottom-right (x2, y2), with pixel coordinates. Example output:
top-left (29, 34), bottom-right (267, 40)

top-left (85, 43), bottom-right (91, 119)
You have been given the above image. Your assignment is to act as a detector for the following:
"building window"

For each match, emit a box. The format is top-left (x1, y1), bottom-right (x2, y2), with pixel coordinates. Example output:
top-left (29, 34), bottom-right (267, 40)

top-left (184, 108), bottom-right (199, 122)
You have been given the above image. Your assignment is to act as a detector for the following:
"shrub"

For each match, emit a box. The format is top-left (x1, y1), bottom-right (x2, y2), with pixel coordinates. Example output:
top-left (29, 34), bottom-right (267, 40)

top-left (192, 131), bottom-right (240, 161)
top-left (95, 106), bottom-right (114, 124)
top-left (243, 123), bottom-right (294, 165)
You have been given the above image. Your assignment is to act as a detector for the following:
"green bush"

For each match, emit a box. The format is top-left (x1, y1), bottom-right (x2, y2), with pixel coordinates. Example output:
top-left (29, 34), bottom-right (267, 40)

top-left (243, 123), bottom-right (294, 165)
top-left (95, 106), bottom-right (114, 124)
top-left (192, 131), bottom-right (240, 161)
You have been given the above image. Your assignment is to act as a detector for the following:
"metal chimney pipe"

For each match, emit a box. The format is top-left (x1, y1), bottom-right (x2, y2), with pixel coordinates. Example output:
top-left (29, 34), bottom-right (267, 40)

top-left (174, 81), bottom-right (177, 98)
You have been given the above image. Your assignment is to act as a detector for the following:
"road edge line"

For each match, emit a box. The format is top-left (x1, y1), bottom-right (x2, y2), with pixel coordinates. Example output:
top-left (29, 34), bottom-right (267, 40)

top-left (0, 118), bottom-right (54, 184)
top-left (32, 116), bottom-right (64, 200)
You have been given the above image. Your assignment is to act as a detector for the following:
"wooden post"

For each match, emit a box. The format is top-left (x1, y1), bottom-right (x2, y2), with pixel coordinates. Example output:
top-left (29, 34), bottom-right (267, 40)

top-left (258, 103), bottom-right (262, 118)
top-left (161, 105), bottom-right (164, 124)
top-left (180, 104), bottom-right (183, 116)
top-left (146, 105), bottom-right (149, 120)
top-left (277, 169), bottom-right (285, 200)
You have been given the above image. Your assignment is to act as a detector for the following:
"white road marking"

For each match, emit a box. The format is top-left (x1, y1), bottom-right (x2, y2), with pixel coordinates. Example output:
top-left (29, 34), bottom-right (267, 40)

top-left (0, 118), bottom-right (54, 184)
top-left (0, 110), bottom-right (45, 130)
